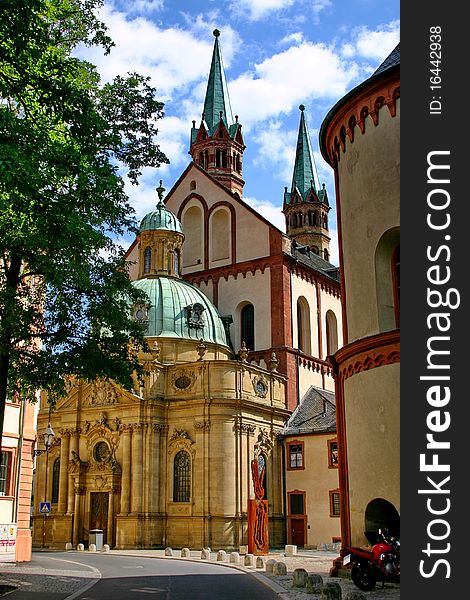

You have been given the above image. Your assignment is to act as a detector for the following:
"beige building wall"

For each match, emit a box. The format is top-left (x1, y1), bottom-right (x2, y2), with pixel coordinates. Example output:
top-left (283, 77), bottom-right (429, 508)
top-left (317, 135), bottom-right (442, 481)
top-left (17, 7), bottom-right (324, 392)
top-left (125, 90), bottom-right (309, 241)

top-left (285, 433), bottom-right (340, 548)
top-left (336, 103), bottom-right (400, 342)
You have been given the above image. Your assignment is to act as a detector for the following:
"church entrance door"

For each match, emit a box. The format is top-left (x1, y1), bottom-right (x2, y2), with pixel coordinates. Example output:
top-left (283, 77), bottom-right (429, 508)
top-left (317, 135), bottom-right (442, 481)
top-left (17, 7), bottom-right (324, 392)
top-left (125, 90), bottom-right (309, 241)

top-left (90, 492), bottom-right (109, 545)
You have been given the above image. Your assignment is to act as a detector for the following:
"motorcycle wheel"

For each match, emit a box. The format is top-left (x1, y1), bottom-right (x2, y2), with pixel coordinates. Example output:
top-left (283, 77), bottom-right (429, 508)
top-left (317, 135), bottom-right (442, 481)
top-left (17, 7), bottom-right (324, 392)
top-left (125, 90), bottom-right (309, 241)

top-left (351, 563), bottom-right (377, 591)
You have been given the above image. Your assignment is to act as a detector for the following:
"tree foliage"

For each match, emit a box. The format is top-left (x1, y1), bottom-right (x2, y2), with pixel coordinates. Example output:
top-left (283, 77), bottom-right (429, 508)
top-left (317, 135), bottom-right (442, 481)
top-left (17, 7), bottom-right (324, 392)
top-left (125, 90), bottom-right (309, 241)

top-left (0, 0), bottom-right (169, 427)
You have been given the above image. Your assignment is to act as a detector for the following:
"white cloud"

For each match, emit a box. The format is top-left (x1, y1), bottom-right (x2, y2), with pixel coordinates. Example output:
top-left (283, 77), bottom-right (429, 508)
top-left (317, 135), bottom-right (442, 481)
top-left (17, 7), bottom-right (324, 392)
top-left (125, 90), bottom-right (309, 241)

top-left (230, 43), bottom-right (359, 130)
top-left (235, 0), bottom-right (295, 21)
top-left (76, 5), bottom-right (238, 101)
top-left (346, 20), bottom-right (400, 61)
top-left (253, 120), bottom-right (297, 184)
top-left (243, 196), bottom-right (286, 231)
top-left (280, 31), bottom-right (304, 45)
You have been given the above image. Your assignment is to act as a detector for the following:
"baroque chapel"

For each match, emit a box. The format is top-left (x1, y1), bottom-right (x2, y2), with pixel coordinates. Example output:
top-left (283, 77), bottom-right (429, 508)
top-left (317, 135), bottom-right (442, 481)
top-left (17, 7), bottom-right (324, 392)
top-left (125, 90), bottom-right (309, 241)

top-left (32, 30), bottom-right (343, 550)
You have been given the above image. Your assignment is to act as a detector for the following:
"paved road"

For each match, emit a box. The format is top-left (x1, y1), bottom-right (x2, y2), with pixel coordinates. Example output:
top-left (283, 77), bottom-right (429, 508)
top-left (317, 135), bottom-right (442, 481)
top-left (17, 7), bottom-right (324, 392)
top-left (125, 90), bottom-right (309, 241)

top-left (1, 552), bottom-right (279, 600)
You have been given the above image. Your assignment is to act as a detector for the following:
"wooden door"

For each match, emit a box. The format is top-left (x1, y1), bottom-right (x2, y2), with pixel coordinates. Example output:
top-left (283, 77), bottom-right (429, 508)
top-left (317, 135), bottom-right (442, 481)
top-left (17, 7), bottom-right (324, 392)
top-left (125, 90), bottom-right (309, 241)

top-left (90, 492), bottom-right (108, 544)
top-left (291, 518), bottom-right (305, 547)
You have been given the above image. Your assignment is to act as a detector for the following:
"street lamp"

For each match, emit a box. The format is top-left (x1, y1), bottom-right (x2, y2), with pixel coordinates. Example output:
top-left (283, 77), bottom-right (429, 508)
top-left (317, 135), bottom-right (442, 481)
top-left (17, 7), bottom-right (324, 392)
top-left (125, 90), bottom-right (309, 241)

top-left (34, 422), bottom-right (55, 548)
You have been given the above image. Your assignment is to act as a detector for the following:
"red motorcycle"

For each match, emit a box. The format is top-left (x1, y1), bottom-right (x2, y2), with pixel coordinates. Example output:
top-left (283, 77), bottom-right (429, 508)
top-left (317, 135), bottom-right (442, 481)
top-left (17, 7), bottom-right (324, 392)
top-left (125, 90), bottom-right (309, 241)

top-left (342, 529), bottom-right (400, 591)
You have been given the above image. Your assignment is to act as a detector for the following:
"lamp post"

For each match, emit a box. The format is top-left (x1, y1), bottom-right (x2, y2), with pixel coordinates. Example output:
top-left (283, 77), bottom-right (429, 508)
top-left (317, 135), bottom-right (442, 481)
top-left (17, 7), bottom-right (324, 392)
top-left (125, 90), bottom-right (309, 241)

top-left (34, 422), bottom-right (55, 548)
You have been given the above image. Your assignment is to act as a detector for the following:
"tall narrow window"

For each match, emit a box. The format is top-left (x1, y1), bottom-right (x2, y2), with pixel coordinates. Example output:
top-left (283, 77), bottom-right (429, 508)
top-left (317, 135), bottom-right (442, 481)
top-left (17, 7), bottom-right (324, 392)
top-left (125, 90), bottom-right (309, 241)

top-left (241, 303), bottom-right (255, 351)
top-left (0, 452), bottom-right (11, 496)
top-left (173, 249), bottom-right (180, 276)
top-left (330, 490), bottom-right (341, 517)
top-left (326, 310), bottom-right (339, 356)
top-left (288, 442), bottom-right (304, 469)
top-left (173, 451), bottom-right (190, 502)
top-left (144, 247), bottom-right (152, 274)
top-left (296, 297), bottom-right (311, 354)
top-left (51, 458), bottom-right (60, 503)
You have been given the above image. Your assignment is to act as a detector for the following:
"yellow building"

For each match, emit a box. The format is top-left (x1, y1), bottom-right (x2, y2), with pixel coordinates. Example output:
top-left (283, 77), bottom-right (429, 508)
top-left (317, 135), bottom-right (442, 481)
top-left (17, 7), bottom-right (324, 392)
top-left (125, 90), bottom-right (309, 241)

top-left (282, 386), bottom-right (340, 549)
top-left (32, 194), bottom-right (289, 550)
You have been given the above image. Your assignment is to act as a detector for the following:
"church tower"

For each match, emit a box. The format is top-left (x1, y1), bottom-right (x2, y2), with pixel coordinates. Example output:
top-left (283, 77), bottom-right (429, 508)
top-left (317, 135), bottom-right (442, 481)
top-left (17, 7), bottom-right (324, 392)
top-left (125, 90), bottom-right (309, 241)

top-left (189, 29), bottom-right (245, 197)
top-left (283, 105), bottom-right (331, 261)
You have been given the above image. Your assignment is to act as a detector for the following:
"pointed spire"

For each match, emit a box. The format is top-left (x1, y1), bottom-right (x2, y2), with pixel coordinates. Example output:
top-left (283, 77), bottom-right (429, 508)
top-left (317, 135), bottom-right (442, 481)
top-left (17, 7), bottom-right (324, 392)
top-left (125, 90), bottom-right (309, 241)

top-left (290, 105), bottom-right (318, 199)
top-left (202, 29), bottom-right (234, 133)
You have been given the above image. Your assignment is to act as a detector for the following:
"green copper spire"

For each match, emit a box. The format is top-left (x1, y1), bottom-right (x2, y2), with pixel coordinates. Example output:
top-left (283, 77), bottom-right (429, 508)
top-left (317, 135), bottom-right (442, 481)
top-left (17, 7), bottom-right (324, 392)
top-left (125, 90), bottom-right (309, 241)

top-left (290, 105), bottom-right (318, 199)
top-left (202, 29), bottom-right (234, 133)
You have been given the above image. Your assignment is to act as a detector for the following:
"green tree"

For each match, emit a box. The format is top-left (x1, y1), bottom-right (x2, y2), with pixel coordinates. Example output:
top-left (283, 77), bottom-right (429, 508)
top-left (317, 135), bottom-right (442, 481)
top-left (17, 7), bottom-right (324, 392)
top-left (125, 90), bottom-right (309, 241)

top-left (0, 0), bottom-right (169, 442)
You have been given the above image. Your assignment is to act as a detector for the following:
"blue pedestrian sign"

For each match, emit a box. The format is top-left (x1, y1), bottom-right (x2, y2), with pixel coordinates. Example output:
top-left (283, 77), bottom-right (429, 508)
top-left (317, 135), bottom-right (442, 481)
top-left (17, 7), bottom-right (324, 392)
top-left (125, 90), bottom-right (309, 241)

top-left (40, 502), bottom-right (51, 514)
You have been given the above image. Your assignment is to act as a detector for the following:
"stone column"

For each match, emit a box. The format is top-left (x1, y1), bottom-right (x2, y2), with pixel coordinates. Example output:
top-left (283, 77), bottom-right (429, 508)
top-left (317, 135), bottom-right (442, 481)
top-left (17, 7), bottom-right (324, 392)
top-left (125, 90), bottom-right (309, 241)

top-left (72, 485), bottom-right (82, 546)
top-left (67, 430), bottom-right (79, 514)
top-left (107, 488), bottom-right (115, 547)
top-left (119, 426), bottom-right (132, 515)
top-left (58, 430), bottom-right (70, 514)
top-left (131, 424), bottom-right (143, 514)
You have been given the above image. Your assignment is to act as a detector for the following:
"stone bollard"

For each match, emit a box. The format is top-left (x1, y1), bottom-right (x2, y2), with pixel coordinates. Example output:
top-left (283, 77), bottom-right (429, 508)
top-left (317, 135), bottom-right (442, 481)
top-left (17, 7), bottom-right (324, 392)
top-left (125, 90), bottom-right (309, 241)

top-left (244, 553), bottom-right (255, 566)
top-left (344, 592), bottom-right (366, 600)
top-left (181, 548), bottom-right (191, 557)
top-left (273, 561), bottom-right (288, 576)
top-left (102, 544), bottom-right (110, 552)
top-left (217, 550), bottom-right (227, 562)
top-left (88, 543), bottom-right (97, 552)
top-left (321, 581), bottom-right (342, 600)
top-left (65, 542), bottom-right (73, 551)
top-left (204, 547), bottom-right (211, 553)
top-left (256, 556), bottom-right (265, 569)
top-left (77, 543), bottom-right (84, 551)
top-left (292, 568), bottom-right (309, 588)
top-left (164, 547), bottom-right (173, 557)
top-left (285, 544), bottom-right (297, 556)
top-left (239, 545), bottom-right (248, 555)
top-left (265, 558), bottom-right (277, 573)
top-left (201, 548), bottom-right (211, 560)
top-left (306, 574), bottom-right (324, 594)
top-left (229, 552), bottom-right (240, 564)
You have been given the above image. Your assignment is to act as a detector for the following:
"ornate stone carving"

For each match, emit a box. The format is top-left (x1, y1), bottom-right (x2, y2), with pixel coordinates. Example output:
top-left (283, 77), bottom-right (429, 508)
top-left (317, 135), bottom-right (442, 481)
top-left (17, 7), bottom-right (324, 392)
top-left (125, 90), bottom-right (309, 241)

top-left (171, 369), bottom-right (196, 391)
top-left (252, 375), bottom-right (268, 398)
top-left (254, 428), bottom-right (273, 455)
top-left (194, 420), bottom-right (211, 432)
top-left (168, 428), bottom-right (195, 456)
top-left (88, 380), bottom-right (118, 407)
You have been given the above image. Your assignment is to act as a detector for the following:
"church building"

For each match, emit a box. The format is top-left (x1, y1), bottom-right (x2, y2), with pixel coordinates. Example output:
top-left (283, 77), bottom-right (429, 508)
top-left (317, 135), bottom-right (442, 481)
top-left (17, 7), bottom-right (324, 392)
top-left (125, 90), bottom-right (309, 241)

top-left (32, 30), bottom-right (343, 551)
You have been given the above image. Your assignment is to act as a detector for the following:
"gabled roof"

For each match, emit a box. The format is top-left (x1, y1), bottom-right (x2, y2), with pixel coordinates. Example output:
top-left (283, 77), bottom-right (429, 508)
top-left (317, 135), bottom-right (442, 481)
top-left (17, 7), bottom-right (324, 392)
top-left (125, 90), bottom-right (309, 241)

top-left (282, 386), bottom-right (336, 436)
top-left (202, 29), bottom-right (234, 134)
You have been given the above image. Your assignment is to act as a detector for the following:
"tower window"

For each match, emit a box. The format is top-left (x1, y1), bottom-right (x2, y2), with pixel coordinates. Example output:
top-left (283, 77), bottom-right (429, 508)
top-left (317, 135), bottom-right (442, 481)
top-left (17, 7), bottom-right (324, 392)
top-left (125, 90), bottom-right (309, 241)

top-left (240, 303), bottom-right (255, 351)
top-left (144, 247), bottom-right (151, 274)
top-left (51, 458), bottom-right (60, 503)
top-left (173, 451), bottom-right (191, 502)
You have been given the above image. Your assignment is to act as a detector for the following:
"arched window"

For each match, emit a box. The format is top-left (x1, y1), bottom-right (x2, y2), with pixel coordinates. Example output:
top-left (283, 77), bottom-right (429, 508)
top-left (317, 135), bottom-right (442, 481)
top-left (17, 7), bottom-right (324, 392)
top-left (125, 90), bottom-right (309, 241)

top-left (326, 310), bottom-right (338, 356)
top-left (51, 458), bottom-right (60, 503)
top-left (173, 451), bottom-right (191, 502)
top-left (323, 248), bottom-right (330, 261)
top-left (241, 303), bottom-right (255, 351)
top-left (144, 247), bottom-right (151, 274)
top-left (182, 205), bottom-right (204, 268)
top-left (173, 249), bottom-right (180, 276)
top-left (311, 246), bottom-right (319, 255)
top-left (296, 297), bottom-right (311, 354)
top-left (375, 227), bottom-right (400, 332)
top-left (209, 208), bottom-right (230, 263)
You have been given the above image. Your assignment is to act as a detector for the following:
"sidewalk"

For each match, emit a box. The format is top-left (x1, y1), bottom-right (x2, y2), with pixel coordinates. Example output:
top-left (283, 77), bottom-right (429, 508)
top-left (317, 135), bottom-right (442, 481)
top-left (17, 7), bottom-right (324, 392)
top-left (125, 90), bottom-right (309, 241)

top-left (0, 547), bottom-right (400, 599)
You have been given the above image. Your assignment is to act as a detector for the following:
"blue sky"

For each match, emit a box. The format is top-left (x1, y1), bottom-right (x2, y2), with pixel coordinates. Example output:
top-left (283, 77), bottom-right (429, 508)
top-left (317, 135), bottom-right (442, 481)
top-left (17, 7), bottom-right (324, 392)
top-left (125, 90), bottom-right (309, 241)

top-left (78, 0), bottom-right (400, 264)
